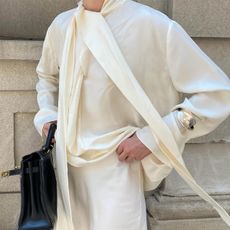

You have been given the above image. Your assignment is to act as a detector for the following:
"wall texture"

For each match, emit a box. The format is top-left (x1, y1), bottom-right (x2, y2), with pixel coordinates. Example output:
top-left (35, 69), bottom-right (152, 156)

top-left (0, 0), bottom-right (229, 229)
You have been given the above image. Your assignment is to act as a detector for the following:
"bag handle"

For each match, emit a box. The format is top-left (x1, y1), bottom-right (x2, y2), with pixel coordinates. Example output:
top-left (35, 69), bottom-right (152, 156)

top-left (1, 123), bottom-right (57, 178)
top-left (42, 123), bottom-right (57, 151)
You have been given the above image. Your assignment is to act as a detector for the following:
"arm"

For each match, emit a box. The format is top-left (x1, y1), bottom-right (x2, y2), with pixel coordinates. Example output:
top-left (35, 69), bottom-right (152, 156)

top-left (136, 20), bottom-right (230, 161)
top-left (33, 24), bottom-right (59, 137)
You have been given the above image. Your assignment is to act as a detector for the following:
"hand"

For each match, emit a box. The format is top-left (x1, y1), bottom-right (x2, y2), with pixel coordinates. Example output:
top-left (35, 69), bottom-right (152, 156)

top-left (42, 120), bottom-right (57, 144)
top-left (116, 132), bottom-right (151, 163)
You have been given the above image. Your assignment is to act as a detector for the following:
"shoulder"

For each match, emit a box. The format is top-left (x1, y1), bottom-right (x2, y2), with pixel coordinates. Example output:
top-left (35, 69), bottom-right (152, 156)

top-left (126, 1), bottom-right (192, 41)
top-left (46, 7), bottom-right (77, 38)
top-left (124, 0), bottom-right (173, 31)
top-left (42, 7), bottom-right (78, 64)
top-left (53, 7), bottom-right (77, 27)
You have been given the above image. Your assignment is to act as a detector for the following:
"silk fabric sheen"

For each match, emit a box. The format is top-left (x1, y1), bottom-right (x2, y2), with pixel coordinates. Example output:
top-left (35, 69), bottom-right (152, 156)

top-left (34, 0), bottom-right (230, 229)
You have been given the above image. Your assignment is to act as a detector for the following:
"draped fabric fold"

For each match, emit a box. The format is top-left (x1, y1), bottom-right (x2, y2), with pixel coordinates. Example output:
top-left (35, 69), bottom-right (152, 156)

top-left (78, 7), bottom-right (230, 227)
top-left (53, 0), bottom-right (230, 229)
top-left (55, 1), bottom-right (133, 229)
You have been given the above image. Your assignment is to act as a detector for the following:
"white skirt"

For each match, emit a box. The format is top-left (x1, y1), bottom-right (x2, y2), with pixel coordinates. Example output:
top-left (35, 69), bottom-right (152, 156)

top-left (67, 151), bottom-right (148, 230)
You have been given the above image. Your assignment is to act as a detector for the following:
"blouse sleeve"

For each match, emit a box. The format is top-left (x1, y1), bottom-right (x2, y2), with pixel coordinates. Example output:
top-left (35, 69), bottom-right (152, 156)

top-left (33, 23), bottom-right (59, 137)
top-left (136, 20), bottom-right (230, 162)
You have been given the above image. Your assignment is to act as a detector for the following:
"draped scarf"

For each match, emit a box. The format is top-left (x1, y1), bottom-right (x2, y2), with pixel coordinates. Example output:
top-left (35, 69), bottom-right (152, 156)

top-left (54, 0), bottom-right (230, 228)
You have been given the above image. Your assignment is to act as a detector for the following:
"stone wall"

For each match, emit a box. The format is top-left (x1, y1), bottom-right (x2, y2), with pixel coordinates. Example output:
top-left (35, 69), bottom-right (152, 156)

top-left (0, 0), bottom-right (229, 229)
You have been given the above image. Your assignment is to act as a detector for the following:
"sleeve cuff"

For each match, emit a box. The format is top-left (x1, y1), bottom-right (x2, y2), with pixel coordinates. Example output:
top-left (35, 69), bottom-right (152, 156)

top-left (33, 109), bottom-right (58, 137)
top-left (135, 126), bottom-right (165, 165)
top-left (136, 110), bottom-right (188, 157)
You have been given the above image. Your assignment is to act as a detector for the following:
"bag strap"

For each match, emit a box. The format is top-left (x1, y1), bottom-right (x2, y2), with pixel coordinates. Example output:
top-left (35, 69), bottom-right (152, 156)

top-left (1, 167), bottom-right (21, 177)
top-left (1, 167), bottom-right (40, 177)
top-left (1, 123), bottom-right (57, 178)
top-left (78, 10), bottom-right (230, 226)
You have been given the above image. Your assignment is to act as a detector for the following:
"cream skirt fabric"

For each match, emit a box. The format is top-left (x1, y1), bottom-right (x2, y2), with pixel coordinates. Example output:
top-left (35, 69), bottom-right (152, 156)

top-left (67, 152), bottom-right (147, 230)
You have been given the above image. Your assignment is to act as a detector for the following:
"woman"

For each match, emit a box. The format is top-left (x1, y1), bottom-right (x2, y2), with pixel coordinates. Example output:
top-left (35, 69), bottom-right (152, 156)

top-left (34, 0), bottom-right (230, 229)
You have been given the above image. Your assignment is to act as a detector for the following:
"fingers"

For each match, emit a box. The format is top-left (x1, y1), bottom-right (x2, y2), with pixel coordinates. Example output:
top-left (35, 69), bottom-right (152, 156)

top-left (42, 121), bottom-right (57, 143)
top-left (116, 133), bottom-right (134, 155)
top-left (42, 123), bottom-right (50, 137)
top-left (116, 145), bottom-right (136, 162)
top-left (116, 140), bottom-right (129, 161)
top-left (116, 142), bottom-right (123, 155)
top-left (116, 136), bottom-right (136, 162)
top-left (51, 138), bottom-right (56, 144)
top-left (117, 151), bottom-right (136, 162)
top-left (117, 151), bottom-right (128, 161)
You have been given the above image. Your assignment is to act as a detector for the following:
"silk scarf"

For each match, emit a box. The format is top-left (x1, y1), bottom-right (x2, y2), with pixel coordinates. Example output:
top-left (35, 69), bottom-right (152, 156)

top-left (56, 0), bottom-right (230, 227)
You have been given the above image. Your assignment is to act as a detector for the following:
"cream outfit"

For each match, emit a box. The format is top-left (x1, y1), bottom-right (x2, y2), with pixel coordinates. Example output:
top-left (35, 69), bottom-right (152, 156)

top-left (33, 0), bottom-right (230, 229)
top-left (68, 152), bottom-right (147, 230)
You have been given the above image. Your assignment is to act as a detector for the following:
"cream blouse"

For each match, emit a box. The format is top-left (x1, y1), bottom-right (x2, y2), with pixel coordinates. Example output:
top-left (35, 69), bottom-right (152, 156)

top-left (34, 0), bottom-right (230, 228)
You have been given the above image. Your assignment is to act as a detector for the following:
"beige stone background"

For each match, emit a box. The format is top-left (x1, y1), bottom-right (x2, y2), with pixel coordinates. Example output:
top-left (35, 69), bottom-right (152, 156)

top-left (0, 0), bottom-right (230, 229)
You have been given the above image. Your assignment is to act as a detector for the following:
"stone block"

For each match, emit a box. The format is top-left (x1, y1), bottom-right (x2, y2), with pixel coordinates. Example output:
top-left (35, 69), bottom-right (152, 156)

top-left (0, 193), bottom-right (20, 230)
top-left (188, 116), bottom-right (230, 143)
top-left (14, 112), bottom-right (43, 166)
top-left (146, 195), bottom-right (230, 229)
top-left (148, 216), bottom-right (230, 230)
top-left (0, 60), bottom-right (38, 90)
top-left (0, 92), bottom-right (39, 192)
top-left (0, 112), bottom-right (19, 192)
top-left (0, 0), bottom-right (169, 39)
top-left (0, 91), bottom-right (38, 113)
top-left (0, 40), bottom-right (42, 60)
top-left (168, 0), bottom-right (230, 37)
top-left (194, 38), bottom-right (230, 78)
top-left (1, 0), bottom-right (230, 39)
top-left (0, 0), bottom-right (78, 39)
top-left (163, 143), bottom-right (230, 196)
top-left (136, 0), bottom-right (168, 14)
top-left (146, 195), bottom-right (230, 221)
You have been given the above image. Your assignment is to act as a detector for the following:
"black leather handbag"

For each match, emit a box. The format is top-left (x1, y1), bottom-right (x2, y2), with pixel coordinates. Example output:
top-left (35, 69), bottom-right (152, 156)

top-left (1, 123), bottom-right (57, 230)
